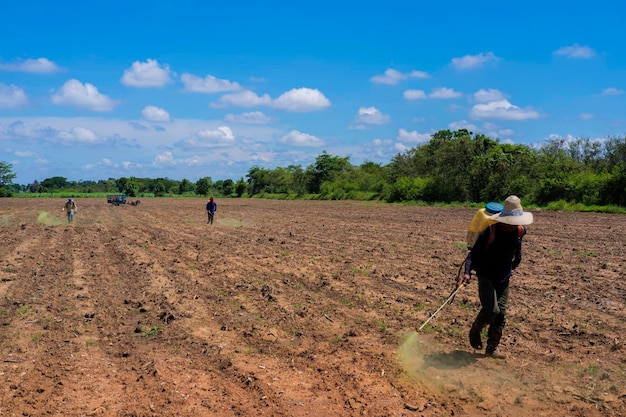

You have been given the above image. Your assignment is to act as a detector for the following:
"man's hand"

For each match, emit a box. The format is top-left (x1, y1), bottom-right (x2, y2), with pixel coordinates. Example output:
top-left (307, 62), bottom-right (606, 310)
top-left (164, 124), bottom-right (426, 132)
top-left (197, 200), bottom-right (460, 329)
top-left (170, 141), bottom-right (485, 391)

top-left (459, 273), bottom-right (471, 286)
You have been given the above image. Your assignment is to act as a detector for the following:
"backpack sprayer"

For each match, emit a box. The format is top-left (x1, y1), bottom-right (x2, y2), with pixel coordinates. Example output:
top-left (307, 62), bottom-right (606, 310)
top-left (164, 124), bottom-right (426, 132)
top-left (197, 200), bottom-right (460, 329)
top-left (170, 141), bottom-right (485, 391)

top-left (415, 202), bottom-right (504, 333)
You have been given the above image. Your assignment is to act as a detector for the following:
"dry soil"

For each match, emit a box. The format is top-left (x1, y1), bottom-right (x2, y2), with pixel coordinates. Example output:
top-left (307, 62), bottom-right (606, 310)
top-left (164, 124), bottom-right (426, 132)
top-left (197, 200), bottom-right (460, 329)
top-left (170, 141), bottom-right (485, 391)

top-left (0, 198), bottom-right (624, 416)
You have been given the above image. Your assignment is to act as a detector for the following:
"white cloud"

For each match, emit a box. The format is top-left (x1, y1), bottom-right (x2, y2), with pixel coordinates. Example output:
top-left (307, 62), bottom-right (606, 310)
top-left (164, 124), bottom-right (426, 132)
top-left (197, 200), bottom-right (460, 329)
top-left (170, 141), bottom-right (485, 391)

top-left (211, 90), bottom-right (272, 108)
top-left (601, 87), bottom-right (624, 96)
top-left (451, 52), bottom-right (499, 70)
top-left (473, 88), bottom-right (506, 103)
top-left (0, 119), bottom-right (110, 145)
top-left (404, 89), bottom-right (427, 100)
top-left (553, 43), bottom-right (596, 59)
top-left (197, 126), bottom-right (235, 141)
top-left (0, 57), bottom-right (61, 73)
top-left (181, 73), bottom-right (242, 93)
top-left (353, 106), bottom-right (390, 126)
top-left (51, 79), bottom-right (117, 112)
top-left (176, 126), bottom-right (235, 150)
top-left (404, 88), bottom-right (462, 100)
top-left (67, 126), bottom-right (98, 143)
top-left (155, 151), bottom-right (174, 163)
top-left (370, 68), bottom-right (430, 85)
top-left (279, 130), bottom-right (324, 147)
top-left (580, 113), bottom-right (594, 120)
top-left (212, 88), bottom-right (330, 112)
top-left (0, 83), bottom-right (28, 109)
top-left (14, 150), bottom-right (37, 157)
top-left (397, 128), bottom-right (431, 143)
top-left (429, 87), bottom-right (463, 99)
top-left (142, 105), bottom-right (170, 122)
top-left (470, 99), bottom-right (542, 120)
top-left (224, 111), bottom-right (272, 124)
top-left (448, 120), bottom-right (478, 131)
top-left (120, 59), bottom-right (175, 88)
top-left (273, 88), bottom-right (331, 112)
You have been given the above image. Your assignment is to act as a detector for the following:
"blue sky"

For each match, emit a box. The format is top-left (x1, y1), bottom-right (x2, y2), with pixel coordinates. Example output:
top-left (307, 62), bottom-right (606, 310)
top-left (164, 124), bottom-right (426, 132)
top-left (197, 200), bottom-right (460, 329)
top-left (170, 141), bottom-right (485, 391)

top-left (1, 1), bottom-right (625, 185)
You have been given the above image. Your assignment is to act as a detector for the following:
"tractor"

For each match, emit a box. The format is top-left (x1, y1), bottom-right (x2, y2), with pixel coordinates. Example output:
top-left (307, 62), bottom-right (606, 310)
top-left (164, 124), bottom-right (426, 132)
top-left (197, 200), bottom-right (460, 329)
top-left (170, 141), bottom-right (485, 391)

top-left (107, 194), bottom-right (127, 206)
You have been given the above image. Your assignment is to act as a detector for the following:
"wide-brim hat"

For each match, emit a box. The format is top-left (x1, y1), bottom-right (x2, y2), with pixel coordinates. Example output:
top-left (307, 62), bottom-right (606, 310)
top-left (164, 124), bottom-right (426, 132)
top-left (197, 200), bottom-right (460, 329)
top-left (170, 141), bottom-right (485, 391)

top-left (489, 195), bottom-right (533, 225)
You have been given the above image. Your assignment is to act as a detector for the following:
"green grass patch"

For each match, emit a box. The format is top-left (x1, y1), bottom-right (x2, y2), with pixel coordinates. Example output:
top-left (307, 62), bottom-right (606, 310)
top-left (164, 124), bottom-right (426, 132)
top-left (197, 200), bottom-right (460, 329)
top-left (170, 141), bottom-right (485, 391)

top-left (544, 200), bottom-right (626, 214)
top-left (141, 326), bottom-right (162, 337)
top-left (350, 267), bottom-right (371, 276)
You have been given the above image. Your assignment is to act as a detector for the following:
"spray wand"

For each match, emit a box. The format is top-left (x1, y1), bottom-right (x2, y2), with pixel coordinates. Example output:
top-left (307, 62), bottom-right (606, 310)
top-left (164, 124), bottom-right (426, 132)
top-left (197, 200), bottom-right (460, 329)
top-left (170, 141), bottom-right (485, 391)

top-left (416, 261), bottom-right (467, 332)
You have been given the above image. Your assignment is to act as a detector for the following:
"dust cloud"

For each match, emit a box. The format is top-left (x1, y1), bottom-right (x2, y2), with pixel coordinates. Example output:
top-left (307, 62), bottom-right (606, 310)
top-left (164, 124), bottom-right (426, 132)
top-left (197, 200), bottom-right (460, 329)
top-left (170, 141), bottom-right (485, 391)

top-left (37, 211), bottom-right (65, 226)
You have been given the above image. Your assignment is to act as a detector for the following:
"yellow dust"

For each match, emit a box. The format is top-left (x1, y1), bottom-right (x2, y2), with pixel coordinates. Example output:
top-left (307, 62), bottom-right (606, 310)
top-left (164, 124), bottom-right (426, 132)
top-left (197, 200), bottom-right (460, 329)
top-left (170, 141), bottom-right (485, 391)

top-left (37, 211), bottom-right (65, 226)
top-left (216, 218), bottom-right (254, 227)
top-left (1, 214), bottom-right (9, 226)
top-left (398, 331), bottom-right (528, 412)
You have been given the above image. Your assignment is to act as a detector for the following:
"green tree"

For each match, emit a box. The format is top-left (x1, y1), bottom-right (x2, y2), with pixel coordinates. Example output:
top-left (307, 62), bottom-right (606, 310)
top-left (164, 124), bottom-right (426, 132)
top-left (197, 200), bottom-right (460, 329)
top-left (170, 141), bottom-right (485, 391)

top-left (29, 180), bottom-right (40, 193)
top-left (152, 178), bottom-right (167, 197)
top-left (0, 161), bottom-right (16, 197)
top-left (0, 161), bottom-right (17, 188)
top-left (235, 178), bottom-right (247, 197)
top-left (222, 179), bottom-right (235, 196)
top-left (123, 177), bottom-right (140, 197)
top-left (178, 179), bottom-right (195, 194)
top-left (246, 166), bottom-right (271, 195)
top-left (306, 151), bottom-right (352, 194)
top-left (40, 176), bottom-right (68, 192)
top-left (196, 177), bottom-right (211, 196)
top-left (116, 177), bottom-right (129, 193)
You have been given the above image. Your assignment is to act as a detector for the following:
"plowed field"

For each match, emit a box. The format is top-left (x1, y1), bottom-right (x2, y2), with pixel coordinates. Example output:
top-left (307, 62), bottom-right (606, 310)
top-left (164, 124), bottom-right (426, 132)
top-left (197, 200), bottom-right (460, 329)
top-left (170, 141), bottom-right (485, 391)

top-left (0, 198), bottom-right (624, 416)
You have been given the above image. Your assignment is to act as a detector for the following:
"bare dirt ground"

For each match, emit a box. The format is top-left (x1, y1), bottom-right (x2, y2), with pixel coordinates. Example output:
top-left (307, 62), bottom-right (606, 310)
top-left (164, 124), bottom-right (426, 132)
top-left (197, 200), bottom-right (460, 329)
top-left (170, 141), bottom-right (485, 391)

top-left (0, 198), bottom-right (624, 417)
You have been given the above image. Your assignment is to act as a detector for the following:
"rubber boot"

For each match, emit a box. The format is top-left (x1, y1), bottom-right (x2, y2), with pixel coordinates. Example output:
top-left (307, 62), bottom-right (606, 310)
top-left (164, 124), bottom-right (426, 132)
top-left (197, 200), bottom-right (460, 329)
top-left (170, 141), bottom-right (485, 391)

top-left (469, 319), bottom-right (486, 350)
top-left (485, 324), bottom-right (506, 358)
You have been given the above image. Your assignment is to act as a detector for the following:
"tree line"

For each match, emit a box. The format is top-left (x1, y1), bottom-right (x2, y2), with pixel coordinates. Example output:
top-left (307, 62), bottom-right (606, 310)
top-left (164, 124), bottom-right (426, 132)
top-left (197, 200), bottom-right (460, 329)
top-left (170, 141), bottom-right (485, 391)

top-left (2, 129), bottom-right (626, 207)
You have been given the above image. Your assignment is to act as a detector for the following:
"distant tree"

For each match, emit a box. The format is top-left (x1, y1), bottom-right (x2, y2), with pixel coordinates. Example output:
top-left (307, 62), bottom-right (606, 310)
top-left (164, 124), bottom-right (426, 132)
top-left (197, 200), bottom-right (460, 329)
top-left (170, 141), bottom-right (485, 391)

top-left (116, 177), bottom-right (129, 193)
top-left (40, 176), bottom-right (68, 192)
top-left (246, 166), bottom-right (271, 195)
top-left (178, 178), bottom-right (195, 194)
top-left (235, 178), bottom-right (247, 197)
top-left (0, 161), bottom-right (15, 196)
top-left (152, 178), bottom-right (167, 197)
top-left (29, 180), bottom-right (40, 193)
top-left (306, 151), bottom-right (352, 194)
top-left (222, 179), bottom-right (235, 196)
top-left (123, 178), bottom-right (140, 197)
top-left (196, 177), bottom-right (211, 196)
top-left (0, 161), bottom-right (16, 188)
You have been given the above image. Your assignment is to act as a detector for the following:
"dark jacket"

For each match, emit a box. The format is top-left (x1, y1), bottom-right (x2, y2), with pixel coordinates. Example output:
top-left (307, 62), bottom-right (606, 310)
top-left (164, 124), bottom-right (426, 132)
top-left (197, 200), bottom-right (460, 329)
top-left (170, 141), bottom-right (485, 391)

top-left (206, 201), bottom-right (217, 214)
top-left (464, 224), bottom-right (525, 288)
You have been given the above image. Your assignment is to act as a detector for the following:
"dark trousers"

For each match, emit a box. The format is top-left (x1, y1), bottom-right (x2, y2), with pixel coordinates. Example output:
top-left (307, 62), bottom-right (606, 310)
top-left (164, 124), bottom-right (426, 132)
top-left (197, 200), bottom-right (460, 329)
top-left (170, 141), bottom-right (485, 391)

top-left (474, 276), bottom-right (509, 350)
top-left (207, 212), bottom-right (214, 224)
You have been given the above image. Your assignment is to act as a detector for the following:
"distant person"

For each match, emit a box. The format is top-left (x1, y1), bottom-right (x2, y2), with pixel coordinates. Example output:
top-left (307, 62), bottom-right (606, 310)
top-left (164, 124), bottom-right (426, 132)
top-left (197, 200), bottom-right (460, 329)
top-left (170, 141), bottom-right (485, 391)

top-left (62, 197), bottom-right (77, 223)
top-left (459, 195), bottom-right (533, 358)
top-left (206, 197), bottom-right (217, 225)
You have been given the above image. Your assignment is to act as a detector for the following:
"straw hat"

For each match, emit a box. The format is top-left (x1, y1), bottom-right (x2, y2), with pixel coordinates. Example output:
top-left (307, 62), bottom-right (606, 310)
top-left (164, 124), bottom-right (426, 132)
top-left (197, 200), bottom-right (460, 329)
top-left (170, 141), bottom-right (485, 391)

top-left (489, 195), bottom-right (533, 225)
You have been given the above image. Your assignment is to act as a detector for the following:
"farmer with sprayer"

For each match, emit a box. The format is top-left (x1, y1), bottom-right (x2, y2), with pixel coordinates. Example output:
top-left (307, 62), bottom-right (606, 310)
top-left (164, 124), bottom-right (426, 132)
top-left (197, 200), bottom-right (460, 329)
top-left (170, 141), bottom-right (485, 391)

top-left (62, 197), bottom-right (77, 224)
top-left (206, 197), bottom-right (217, 225)
top-left (459, 195), bottom-right (533, 358)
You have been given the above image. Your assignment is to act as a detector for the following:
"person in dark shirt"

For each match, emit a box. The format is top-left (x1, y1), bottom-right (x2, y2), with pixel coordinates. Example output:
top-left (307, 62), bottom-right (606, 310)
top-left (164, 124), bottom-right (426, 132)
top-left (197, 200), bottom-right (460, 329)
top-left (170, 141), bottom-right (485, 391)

top-left (460, 195), bottom-right (533, 357)
top-left (206, 197), bottom-right (217, 225)
top-left (62, 197), bottom-right (77, 223)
